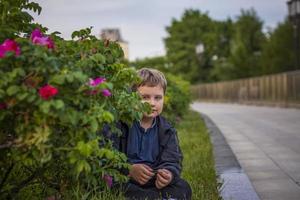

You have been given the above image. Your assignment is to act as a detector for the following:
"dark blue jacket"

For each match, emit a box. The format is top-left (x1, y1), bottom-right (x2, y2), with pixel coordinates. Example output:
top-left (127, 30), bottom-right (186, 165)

top-left (112, 115), bottom-right (183, 178)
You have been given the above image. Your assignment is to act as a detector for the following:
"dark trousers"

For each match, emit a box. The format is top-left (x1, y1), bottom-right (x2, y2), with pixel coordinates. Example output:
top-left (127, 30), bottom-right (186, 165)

top-left (119, 176), bottom-right (192, 200)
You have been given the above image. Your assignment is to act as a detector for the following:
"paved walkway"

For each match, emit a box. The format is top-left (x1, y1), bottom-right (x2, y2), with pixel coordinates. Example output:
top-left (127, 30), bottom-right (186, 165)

top-left (191, 102), bottom-right (300, 200)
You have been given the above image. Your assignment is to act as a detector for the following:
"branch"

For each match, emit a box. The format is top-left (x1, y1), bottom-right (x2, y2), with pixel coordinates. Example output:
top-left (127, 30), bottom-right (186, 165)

top-left (0, 141), bottom-right (14, 149)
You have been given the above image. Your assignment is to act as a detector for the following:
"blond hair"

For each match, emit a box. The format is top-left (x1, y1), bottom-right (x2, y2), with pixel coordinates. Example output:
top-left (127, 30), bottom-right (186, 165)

top-left (133, 68), bottom-right (167, 93)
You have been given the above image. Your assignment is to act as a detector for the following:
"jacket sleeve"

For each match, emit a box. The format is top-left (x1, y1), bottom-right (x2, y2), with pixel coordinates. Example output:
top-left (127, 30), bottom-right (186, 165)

top-left (157, 129), bottom-right (183, 178)
top-left (100, 124), bottom-right (119, 149)
top-left (101, 123), bottom-right (130, 176)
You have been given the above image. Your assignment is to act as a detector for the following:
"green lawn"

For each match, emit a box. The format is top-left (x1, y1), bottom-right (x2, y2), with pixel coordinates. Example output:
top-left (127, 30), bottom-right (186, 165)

top-left (178, 110), bottom-right (221, 200)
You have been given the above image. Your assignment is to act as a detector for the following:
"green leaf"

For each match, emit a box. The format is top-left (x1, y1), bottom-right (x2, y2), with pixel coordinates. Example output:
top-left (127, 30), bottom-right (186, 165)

top-left (102, 111), bottom-right (114, 123)
top-left (77, 141), bottom-right (93, 157)
top-left (66, 74), bottom-right (74, 83)
top-left (73, 71), bottom-right (87, 82)
top-left (39, 102), bottom-right (51, 113)
top-left (105, 150), bottom-right (114, 160)
top-left (90, 53), bottom-right (106, 64)
top-left (51, 75), bottom-right (65, 85)
top-left (53, 100), bottom-right (64, 110)
top-left (22, 2), bottom-right (42, 15)
top-left (61, 109), bottom-right (78, 125)
top-left (7, 86), bottom-right (20, 96)
top-left (16, 93), bottom-right (28, 101)
top-left (27, 95), bottom-right (36, 103)
top-left (76, 160), bottom-right (90, 174)
top-left (90, 118), bottom-right (98, 132)
top-left (68, 151), bottom-right (78, 164)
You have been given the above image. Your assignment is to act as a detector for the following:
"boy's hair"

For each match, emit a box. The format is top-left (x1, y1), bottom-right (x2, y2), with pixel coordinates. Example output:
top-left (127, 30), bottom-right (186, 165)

top-left (133, 68), bottom-right (167, 93)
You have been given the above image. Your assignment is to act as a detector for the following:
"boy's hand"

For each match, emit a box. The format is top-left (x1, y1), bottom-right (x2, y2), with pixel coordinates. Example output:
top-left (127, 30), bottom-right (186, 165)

top-left (155, 169), bottom-right (173, 189)
top-left (129, 164), bottom-right (155, 185)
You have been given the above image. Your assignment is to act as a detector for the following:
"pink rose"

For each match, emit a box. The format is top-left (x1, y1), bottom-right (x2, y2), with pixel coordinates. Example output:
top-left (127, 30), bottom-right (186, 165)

top-left (101, 89), bottom-right (111, 97)
top-left (39, 85), bottom-right (58, 100)
top-left (89, 77), bottom-right (106, 87)
top-left (31, 28), bottom-right (55, 49)
top-left (0, 39), bottom-right (21, 58)
top-left (30, 28), bottom-right (43, 39)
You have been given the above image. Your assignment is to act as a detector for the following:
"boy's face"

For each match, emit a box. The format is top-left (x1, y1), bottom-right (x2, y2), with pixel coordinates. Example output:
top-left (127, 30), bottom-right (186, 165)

top-left (137, 85), bottom-right (164, 119)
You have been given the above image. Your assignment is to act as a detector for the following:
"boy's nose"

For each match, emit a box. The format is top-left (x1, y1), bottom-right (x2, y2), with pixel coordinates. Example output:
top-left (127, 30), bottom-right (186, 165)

top-left (149, 98), bottom-right (155, 106)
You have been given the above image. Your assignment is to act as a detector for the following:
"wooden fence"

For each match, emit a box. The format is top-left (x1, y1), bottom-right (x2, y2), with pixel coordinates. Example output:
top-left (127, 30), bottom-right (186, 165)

top-left (191, 70), bottom-right (300, 108)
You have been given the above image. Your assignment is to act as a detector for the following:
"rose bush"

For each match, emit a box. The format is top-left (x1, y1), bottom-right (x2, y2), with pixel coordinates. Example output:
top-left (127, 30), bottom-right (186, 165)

top-left (0, 1), bottom-right (147, 199)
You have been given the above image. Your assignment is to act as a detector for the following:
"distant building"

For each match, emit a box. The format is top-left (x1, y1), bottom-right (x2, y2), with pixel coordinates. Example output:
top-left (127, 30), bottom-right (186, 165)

top-left (100, 28), bottom-right (129, 60)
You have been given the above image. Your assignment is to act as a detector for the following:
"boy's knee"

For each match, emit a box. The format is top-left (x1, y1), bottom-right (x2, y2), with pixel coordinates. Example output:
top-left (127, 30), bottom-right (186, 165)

top-left (163, 177), bottom-right (192, 200)
top-left (178, 178), bottom-right (192, 199)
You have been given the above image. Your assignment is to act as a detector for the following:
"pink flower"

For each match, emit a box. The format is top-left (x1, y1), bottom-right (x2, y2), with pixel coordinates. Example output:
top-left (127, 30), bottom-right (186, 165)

top-left (0, 39), bottom-right (21, 58)
top-left (102, 89), bottom-right (111, 97)
top-left (39, 85), bottom-right (58, 100)
top-left (89, 77), bottom-right (106, 87)
top-left (0, 103), bottom-right (7, 110)
top-left (31, 28), bottom-right (55, 49)
top-left (102, 174), bottom-right (113, 188)
top-left (32, 36), bottom-right (54, 49)
top-left (30, 28), bottom-right (43, 39)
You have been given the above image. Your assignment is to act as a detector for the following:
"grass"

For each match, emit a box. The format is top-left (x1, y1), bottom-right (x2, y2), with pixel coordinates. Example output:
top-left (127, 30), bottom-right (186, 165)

top-left (178, 109), bottom-right (221, 200)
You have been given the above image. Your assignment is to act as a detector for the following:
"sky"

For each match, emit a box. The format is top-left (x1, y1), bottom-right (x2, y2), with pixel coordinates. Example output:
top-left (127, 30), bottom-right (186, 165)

top-left (31, 0), bottom-right (288, 61)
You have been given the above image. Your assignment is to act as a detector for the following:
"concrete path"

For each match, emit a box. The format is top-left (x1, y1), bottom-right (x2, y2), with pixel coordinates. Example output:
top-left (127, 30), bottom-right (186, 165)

top-left (191, 102), bottom-right (300, 200)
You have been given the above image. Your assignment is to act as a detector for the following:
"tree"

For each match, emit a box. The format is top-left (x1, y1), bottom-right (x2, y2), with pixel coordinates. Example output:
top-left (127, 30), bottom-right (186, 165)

top-left (0, 0), bottom-right (42, 41)
top-left (130, 56), bottom-right (171, 73)
top-left (227, 9), bottom-right (266, 79)
top-left (164, 9), bottom-right (216, 83)
top-left (209, 18), bottom-right (235, 81)
top-left (260, 20), bottom-right (295, 74)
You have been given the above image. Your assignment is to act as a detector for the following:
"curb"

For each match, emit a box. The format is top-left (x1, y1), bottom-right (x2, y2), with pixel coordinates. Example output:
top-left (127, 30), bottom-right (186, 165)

top-left (200, 113), bottom-right (260, 200)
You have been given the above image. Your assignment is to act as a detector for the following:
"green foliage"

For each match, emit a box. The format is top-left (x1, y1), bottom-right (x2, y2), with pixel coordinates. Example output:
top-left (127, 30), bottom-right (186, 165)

top-left (229, 9), bottom-right (266, 78)
top-left (0, 2), bottom-right (146, 198)
top-left (214, 19), bottom-right (234, 60)
top-left (210, 9), bottom-right (266, 80)
top-left (131, 56), bottom-right (171, 74)
top-left (164, 8), bottom-right (296, 83)
top-left (71, 26), bottom-right (97, 40)
top-left (259, 20), bottom-right (295, 74)
top-left (163, 74), bottom-right (191, 124)
top-left (165, 9), bottom-right (216, 83)
top-left (0, 0), bottom-right (42, 41)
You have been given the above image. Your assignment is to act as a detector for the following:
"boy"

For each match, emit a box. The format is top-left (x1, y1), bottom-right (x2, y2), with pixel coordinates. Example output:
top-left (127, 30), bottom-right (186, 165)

top-left (112, 68), bottom-right (192, 200)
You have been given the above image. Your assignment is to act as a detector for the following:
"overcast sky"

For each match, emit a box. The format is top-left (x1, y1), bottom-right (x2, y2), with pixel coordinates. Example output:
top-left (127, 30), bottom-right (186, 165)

top-left (32, 0), bottom-right (288, 61)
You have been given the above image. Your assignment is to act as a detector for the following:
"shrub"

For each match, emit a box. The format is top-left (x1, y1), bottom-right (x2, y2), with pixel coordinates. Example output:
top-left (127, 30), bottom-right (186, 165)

top-left (0, 2), bottom-right (147, 198)
top-left (163, 73), bottom-right (191, 125)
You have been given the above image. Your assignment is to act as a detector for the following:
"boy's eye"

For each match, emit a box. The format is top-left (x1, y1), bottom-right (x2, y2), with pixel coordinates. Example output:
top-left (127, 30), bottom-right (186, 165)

top-left (141, 95), bottom-right (150, 100)
top-left (155, 96), bottom-right (162, 100)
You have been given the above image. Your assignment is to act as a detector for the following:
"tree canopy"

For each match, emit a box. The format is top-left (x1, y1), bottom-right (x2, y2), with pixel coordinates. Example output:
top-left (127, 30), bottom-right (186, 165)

top-left (259, 20), bottom-right (295, 74)
top-left (134, 7), bottom-right (295, 84)
top-left (164, 9), bottom-right (216, 83)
